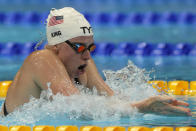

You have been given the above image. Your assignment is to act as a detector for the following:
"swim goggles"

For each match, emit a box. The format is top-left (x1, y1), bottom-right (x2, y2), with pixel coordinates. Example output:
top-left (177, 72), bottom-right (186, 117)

top-left (65, 40), bottom-right (96, 54)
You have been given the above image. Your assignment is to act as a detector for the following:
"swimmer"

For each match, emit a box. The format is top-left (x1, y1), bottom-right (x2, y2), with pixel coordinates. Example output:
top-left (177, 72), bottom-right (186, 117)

top-left (1, 7), bottom-right (191, 116)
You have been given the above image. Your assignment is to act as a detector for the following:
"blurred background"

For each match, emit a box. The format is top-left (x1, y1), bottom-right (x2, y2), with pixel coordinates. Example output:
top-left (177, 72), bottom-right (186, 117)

top-left (0, 0), bottom-right (196, 81)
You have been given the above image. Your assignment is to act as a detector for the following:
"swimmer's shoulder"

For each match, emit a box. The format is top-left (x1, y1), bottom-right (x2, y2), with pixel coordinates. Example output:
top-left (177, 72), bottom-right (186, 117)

top-left (26, 49), bottom-right (56, 62)
top-left (23, 49), bottom-right (58, 69)
top-left (29, 49), bottom-right (54, 58)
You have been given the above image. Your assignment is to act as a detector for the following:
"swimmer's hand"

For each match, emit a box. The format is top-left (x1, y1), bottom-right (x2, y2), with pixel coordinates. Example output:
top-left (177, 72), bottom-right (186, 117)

top-left (131, 95), bottom-right (192, 116)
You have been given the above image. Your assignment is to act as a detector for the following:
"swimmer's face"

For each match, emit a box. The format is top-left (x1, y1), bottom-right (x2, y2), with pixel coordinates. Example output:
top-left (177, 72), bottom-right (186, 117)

top-left (57, 36), bottom-right (93, 78)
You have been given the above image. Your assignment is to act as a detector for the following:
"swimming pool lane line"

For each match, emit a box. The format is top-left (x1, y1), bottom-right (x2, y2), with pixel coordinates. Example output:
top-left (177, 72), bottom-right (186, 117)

top-left (1, 12), bottom-right (196, 25)
top-left (0, 125), bottom-right (195, 131)
top-left (1, 42), bottom-right (196, 56)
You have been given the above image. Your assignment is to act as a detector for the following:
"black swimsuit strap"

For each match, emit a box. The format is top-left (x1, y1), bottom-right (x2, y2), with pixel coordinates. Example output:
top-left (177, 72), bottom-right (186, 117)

top-left (74, 78), bottom-right (81, 85)
top-left (3, 101), bottom-right (9, 116)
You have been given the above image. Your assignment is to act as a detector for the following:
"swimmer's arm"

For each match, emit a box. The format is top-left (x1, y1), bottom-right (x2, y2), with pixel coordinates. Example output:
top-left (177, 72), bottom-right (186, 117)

top-left (85, 58), bottom-right (114, 96)
top-left (31, 52), bottom-right (79, 96)
top-left (130, 96), bottom-right (191, 116)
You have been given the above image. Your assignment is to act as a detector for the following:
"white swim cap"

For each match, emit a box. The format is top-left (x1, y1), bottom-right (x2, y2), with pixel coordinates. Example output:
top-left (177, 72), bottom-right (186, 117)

top-left (46, 7), bottom-right (93, 45)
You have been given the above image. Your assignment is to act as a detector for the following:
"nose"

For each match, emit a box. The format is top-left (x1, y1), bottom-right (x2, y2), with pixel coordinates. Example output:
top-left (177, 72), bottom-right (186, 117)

top-left (81, 50), bottom-right (91, 60)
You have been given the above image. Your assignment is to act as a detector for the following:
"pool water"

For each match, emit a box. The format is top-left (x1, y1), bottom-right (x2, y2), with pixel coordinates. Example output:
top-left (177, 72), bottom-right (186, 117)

top-left (0, 56), bottom-right (196, 127)
top-left (1, 25), bottom-right (196, 44)
top-left (0, 96), bottom-right (195, 127)
top-left (1, 55), bottom-right (196, 81)
top-left (0, 0), bottom-right (196, 128)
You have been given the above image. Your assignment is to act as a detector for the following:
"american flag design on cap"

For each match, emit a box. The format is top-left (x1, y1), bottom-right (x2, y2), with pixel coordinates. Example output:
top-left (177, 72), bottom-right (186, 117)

top-left (48, 16), bottom-right (64, 27)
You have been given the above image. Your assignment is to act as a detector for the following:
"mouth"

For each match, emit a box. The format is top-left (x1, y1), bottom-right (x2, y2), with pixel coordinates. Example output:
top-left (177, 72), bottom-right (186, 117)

top-left (77, 64), bottom-right (87, 75)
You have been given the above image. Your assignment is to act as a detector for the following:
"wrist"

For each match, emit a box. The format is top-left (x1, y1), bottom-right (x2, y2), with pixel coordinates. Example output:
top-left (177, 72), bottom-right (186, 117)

top-left (130, 101), bottom-right (147, 113)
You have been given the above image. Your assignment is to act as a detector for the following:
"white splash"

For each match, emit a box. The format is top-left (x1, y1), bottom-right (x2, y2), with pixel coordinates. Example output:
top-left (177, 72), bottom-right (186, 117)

top-left (104, 60), bottom-right (158, 101)
top-left (0, 60), bottom-right (158, 126)
top-left (46, 82), bottom-right (51, 88)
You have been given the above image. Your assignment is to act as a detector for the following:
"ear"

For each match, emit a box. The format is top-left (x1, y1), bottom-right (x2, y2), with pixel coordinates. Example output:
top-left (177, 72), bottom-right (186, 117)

top-left (53, 45), bottom-right (59, 54)
top-left (45, 44), bottom-right (58, 54)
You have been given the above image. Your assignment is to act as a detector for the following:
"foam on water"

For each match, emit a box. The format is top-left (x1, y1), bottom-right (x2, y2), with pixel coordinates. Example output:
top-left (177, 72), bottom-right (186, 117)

top-left (104, 60), bottom-right (158, 101)
top-left (0, 60), bottom-right (159, 126)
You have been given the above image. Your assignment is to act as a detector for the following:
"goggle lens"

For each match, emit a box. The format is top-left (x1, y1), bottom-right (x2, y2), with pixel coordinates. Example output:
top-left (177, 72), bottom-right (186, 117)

top-left (89, 45), bottom-right (96, 52)
top-left (77, 46), bottom-right (85, 53)
top-left (76, 44), bottom-right (96, 53)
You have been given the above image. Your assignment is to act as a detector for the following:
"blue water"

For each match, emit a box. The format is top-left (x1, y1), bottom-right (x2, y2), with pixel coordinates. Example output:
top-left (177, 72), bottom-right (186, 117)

top-left (1, 0), bottom-right (196, 13)
top-left (1, 55), bottom-right (196, 81)
top-left (0, 97), bottom-right (195, 127)
top-left (1, 25), bottom-right (196, 43)
top-left (0, 0), bottom-right (196, 127)
top-left (0, 56), bottom-right (196, 127)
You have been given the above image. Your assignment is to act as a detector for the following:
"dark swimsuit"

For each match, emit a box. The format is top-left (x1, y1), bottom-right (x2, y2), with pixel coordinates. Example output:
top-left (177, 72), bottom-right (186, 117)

top-left (2, 78), bottom-right (80, 116)
top-left (74, 78), bottom-right (81, 85)
top-left (3, 101), bottom-right (8, 116)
